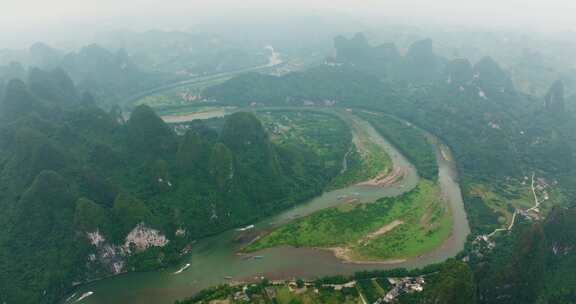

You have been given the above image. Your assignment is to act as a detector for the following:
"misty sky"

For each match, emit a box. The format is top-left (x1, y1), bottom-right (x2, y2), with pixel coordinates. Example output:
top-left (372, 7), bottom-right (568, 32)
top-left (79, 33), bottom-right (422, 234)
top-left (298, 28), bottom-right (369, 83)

top-left (4, 0), bottom-right (576, 29)
top-left (2, 0), bottom-right (576, 48)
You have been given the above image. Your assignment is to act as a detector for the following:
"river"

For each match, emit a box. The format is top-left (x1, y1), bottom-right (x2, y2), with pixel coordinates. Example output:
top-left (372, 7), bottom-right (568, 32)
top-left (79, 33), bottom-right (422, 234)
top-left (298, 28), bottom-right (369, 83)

top-left (65, 108), bottom-right (469, 304)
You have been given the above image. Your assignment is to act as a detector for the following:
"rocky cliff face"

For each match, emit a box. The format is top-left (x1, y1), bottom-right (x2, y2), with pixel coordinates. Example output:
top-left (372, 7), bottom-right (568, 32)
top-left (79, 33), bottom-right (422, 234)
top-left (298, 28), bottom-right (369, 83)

top-left (85, 223), bottom-right (168, 275)
top-left (87, 229), bottom-right (127, 274)
top-left (124, 223), bottom-right (169, 252)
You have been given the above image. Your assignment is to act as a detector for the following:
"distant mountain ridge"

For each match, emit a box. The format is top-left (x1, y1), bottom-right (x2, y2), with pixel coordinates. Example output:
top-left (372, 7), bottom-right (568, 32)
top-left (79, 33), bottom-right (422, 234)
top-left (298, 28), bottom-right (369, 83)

top-left (199, 33), bottom-right (576, 304)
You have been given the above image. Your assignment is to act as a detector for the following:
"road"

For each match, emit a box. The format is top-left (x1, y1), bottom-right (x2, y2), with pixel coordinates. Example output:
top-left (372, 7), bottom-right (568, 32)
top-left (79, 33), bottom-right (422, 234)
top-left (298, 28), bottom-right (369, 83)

top-left (125, 48), bottom-right (283, 105)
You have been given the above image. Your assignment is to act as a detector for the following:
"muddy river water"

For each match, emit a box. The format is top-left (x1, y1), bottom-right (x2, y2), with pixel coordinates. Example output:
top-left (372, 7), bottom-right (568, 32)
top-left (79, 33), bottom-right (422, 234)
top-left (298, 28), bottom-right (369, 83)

top-left (66, 108), bottom-right (469, 304)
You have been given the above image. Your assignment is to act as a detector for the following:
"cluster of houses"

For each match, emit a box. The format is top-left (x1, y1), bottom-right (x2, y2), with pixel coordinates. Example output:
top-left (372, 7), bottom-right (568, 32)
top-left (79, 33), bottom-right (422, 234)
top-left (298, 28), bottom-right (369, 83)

top-left (469, 173), bottom-right (555, 262)
top-left (379, 276), bottom-right (425, 303)
top-left (229, 279), bottom-right (306, 302)
top-left (468, 234), bottom-right (498, 261)
top-left (212, 275), bottom-right (428, 303)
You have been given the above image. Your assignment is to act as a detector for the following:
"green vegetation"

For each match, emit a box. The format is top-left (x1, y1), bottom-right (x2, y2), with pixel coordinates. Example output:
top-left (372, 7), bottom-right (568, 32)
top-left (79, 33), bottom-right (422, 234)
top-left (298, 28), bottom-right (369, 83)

top-left (134, 77), bottom-right (230, 107)
top-left (205, 36), bottom-right (575, 236)
top-left (204, 65), bottom-right (394, 107)
top-left (0, 74), bottom-right (353, 303)
top-left (3, 28), bottom-right (576, 304)
top-left (255, 110), bottom-right (352, 183)
top-left (178, 259), bottom-right (476, 304)
top-left (256, 109), bottom-right (391, 189)
top-left (356, 111), bottom-right (438, 180)
top-left (327, 145), bottom-right (364, 189)
top-left (463, 183), bottom-right (526, 234)
top-left (176, 281), bottom-right (361, 304)
top-left (328, 116), bottom-right (392, 188)
top-left (398, 260), bottom-right (476, 304)
top-left (245, 180), bottom-right (452, 261)
top-left (275, 286), bottom-right (359, 304)
top-left (3, 33), bottom-right (271, 107)
top-left (356, 279), bottom-right (384, 303)
top-left (472, 208), bottom-right (576, 304)
top-left (33, 43), bottom-right (179, 106)
top-left (375, 277), bottom-right (391, 292)
top-left (195, 35), bottom-right (576, 301)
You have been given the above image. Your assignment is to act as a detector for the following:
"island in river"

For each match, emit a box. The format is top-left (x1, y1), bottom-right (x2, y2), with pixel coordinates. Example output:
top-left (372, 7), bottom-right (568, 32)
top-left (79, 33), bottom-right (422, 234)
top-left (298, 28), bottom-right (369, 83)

top-left (63, 108), bottom-right (470, 304)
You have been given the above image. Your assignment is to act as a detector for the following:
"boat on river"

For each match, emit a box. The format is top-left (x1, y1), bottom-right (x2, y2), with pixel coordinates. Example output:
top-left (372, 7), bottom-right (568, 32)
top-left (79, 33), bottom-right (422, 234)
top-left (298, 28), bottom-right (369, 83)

top-left (75, 291), bottom-right (94, 302)
top-left (236, 224), bottom-right (255, 232)
top-left (64, 108), bottom-right (470, 304)
top-left (173, 263), bottom-right (191, 274)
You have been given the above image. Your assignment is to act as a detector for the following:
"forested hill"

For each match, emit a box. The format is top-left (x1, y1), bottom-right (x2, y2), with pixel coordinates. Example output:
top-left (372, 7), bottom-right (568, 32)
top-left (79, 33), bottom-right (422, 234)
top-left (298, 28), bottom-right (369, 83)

top-left (333, 33), bottom-right (446, 83)
top-left (202, 33), bottom-right (576, 303)
top-left (0, 69), bottom-right (342, 304)
top-left (204, 34), bottom-right (576, 202)
top-left (474, 207), bottom-right (576, 303)
top-left (0, 42), bottom-right (178, 107)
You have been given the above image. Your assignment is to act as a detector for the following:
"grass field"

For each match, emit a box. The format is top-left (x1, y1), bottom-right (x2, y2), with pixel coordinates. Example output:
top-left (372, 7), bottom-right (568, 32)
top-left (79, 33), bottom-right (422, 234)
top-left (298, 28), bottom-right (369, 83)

top-left (245, 180), bottom-right (453, 261)
top-left (183, 283), bottom-right (361, 304)
top-left (356, 111), bottom-right (438, 180)
top-left (328, 116), bottom-right (392, 189)
top-left (356, 279), bottom-right (385, 303)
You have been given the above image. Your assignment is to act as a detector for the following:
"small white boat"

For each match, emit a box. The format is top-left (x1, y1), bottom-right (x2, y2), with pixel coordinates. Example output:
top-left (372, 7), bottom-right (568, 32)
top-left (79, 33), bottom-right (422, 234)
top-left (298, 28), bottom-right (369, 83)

top-left (236, 224), bottom-right (255, 232)
top-left (75, 291), bottom-right (94, 302)
top-left (173, 263), bottom-right (191, 274)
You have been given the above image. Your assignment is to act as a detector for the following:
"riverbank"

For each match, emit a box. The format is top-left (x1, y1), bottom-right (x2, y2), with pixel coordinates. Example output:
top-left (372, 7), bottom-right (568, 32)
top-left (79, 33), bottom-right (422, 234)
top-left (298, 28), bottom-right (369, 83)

top-left (65, 108), bottom-right (468, 304)
top-left (244, 179), bottom-right (452, 263)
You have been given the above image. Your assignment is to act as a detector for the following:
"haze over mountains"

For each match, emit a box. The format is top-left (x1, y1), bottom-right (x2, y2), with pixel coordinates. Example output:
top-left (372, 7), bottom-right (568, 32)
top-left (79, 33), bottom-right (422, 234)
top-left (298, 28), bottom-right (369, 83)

top-left (1, 2), bottom-right (576, 303)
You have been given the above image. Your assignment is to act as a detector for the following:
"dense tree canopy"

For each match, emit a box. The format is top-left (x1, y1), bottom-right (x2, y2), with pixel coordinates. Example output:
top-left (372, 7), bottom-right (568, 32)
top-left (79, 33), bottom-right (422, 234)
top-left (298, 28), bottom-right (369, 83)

top-left (0, 70), bottom-right (347, 303)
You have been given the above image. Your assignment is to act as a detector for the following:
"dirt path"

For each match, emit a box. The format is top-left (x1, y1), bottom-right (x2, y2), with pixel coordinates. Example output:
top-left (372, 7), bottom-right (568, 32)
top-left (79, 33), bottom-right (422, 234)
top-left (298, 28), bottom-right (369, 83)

top-left (487, 172), bottom-right (538, 238)
top-left (361, 220), bottom-right (404, 244)
top-left (528, 172), bottom-right (541, 212)
top-left (321, 220), bottom-right (405, 264)
top-left (322, 246), bottom-right (407, 265)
